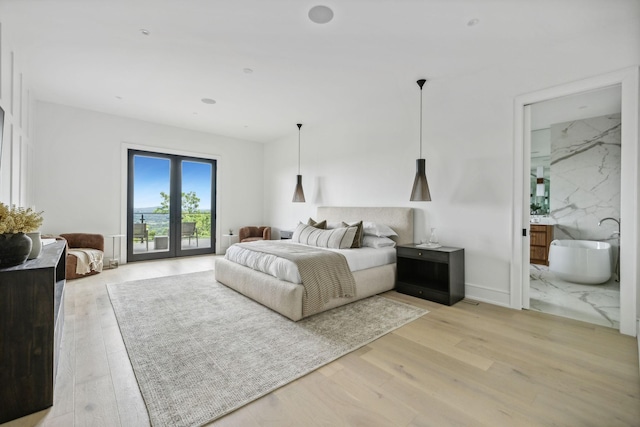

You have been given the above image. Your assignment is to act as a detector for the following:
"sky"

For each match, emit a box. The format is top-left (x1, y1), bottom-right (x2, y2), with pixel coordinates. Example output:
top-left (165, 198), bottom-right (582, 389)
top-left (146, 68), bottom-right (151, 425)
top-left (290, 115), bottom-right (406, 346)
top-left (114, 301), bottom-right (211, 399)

top-left (133, 155), bottom-right (212, 209)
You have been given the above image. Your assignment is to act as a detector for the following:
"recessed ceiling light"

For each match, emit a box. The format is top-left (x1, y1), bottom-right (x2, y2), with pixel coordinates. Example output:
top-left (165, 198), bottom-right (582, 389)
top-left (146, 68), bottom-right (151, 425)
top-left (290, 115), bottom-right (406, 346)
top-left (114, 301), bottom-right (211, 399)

top-left (201, 98), bottom-right (216, 104)
top-left (467, 18), bottom-right (479, 27)
top-left (140, 29), bottom-right (150, 36)
top-left (308, 5), bottom-right (334, 24)
top-left (243, 68), bottom-right (254, 74)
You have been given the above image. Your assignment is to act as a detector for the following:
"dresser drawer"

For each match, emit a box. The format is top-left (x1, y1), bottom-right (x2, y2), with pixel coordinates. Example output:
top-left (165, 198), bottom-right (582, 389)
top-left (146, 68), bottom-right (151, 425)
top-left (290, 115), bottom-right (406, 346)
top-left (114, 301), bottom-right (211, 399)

top-left (397, 247), bottom-right (449, 263)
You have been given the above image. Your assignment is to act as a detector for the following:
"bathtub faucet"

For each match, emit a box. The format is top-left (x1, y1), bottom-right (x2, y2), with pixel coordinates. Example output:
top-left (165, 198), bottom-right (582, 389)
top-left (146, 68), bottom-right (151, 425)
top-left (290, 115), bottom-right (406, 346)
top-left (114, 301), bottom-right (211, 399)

top-left (598, 217), bottom-right (620, 236)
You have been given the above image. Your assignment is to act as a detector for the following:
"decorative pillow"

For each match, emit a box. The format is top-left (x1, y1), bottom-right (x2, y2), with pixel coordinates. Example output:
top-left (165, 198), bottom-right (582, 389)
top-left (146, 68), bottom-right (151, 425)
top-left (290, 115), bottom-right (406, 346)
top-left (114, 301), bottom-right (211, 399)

top-left (307, 218), bottom-right (327, 229)
top-left (292, 223), bottom-right (357, 249)
top-left (362, 235), bottom-right (396, 248)
top-left (341, 221), bottom-right (364, 248)
top-left (362, 221), bottom-right (398, 237)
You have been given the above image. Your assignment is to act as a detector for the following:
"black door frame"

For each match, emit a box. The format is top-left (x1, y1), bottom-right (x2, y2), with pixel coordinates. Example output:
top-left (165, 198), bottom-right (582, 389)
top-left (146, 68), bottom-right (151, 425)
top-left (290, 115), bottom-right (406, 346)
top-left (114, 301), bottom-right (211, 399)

top-left (127, 149), bottom-right (216, 262)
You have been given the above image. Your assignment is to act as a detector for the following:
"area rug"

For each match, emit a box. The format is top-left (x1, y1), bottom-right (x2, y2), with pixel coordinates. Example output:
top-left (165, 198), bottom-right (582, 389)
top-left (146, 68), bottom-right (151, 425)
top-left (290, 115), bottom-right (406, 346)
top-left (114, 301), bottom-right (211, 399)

top-left (107, 270), bottom-right (427, 427)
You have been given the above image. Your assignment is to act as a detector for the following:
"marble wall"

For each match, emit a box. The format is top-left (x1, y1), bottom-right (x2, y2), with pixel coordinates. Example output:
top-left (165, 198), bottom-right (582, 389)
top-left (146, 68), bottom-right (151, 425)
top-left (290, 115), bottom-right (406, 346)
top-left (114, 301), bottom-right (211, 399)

top-left (549, 113), bottom-right (621, 243)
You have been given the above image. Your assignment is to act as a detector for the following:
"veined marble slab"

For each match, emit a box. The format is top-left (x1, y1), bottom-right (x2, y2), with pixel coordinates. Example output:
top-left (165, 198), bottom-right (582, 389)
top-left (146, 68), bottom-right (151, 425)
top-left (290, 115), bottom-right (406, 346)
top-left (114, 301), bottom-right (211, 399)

top-left (549, 113), bottom-right (621, 246)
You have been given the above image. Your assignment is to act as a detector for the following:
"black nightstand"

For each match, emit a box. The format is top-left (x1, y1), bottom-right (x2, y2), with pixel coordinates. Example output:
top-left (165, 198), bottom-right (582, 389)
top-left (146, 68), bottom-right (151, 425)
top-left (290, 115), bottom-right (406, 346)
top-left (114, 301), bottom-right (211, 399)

top-left (396, 244), bottom-right (465, 305)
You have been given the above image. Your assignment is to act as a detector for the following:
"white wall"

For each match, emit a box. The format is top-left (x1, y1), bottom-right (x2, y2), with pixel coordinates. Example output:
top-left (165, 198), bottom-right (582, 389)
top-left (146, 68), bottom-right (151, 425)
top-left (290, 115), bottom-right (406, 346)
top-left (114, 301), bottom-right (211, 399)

top-left (263, 16), bottom-right (640, 307)
top-left (0, 21), bottom-right (34, 207)
top-left (33, 102), bottom-right (264, 258)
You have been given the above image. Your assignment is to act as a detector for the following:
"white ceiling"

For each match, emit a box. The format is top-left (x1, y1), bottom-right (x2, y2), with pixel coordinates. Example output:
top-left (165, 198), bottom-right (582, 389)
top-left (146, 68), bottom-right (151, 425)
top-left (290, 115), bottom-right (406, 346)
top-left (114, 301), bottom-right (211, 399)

top-left (1, 0), bottom-right (635, 143)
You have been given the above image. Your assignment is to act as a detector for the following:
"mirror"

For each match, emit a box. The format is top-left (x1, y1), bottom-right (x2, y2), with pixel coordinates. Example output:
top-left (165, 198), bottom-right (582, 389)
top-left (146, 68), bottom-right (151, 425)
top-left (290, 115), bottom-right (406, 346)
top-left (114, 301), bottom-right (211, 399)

top-left (530, 129), bottom-right (550, 215)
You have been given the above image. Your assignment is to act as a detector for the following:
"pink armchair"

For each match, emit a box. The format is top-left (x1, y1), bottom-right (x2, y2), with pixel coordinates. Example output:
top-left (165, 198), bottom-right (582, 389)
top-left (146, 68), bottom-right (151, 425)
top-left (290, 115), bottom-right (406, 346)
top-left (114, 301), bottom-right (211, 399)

top-left (239, 226), bottom-right (271, 243)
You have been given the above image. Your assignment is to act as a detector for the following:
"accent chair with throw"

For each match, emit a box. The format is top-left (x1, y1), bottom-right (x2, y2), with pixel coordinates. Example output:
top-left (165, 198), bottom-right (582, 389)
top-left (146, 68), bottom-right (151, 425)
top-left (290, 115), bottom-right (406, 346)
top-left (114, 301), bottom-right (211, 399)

top-left (239, 226), bottom-right (271, 243)
top-left (59, 233), bottom-right (105, 280)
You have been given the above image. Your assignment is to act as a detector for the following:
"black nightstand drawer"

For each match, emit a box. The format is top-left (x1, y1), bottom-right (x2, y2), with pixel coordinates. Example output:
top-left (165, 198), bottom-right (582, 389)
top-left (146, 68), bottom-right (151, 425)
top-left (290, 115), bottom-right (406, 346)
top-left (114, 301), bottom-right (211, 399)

top-left (397, 247), bottom-right (449, 263)
top-left (396, 281), bottom-right (452, 305)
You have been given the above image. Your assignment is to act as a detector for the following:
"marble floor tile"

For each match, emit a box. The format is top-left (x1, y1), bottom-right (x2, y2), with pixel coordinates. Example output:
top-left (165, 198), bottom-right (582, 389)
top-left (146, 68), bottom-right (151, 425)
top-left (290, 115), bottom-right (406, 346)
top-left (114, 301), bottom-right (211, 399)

top-left (529, 264), bottom-right (620, 329)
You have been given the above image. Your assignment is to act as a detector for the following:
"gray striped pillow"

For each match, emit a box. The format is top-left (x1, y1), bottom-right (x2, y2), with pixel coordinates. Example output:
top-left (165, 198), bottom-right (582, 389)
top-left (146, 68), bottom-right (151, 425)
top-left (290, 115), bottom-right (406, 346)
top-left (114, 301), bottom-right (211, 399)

top-left (292, 223), bottom-right (357, 249)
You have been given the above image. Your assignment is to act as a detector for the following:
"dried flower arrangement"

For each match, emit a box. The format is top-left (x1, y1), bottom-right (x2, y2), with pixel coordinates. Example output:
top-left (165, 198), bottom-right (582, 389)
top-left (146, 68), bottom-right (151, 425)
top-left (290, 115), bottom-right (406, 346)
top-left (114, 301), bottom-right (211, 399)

top-left (0, 203), bottom-right (44, 234)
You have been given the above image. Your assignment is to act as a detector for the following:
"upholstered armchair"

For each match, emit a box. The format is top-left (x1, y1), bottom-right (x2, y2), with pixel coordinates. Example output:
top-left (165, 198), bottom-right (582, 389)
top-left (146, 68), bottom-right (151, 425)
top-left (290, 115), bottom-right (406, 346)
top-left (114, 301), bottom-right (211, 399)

top-left (239, 226), bottom-right (271, 243)
top-left (59, 233), bottom-right (105, 280)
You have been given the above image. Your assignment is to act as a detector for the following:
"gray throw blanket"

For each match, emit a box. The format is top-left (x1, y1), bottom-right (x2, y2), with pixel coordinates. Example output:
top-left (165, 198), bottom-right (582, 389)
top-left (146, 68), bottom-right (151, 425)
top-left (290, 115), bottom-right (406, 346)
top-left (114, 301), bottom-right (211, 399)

top-left (235, 241), bottom-right (356, 316)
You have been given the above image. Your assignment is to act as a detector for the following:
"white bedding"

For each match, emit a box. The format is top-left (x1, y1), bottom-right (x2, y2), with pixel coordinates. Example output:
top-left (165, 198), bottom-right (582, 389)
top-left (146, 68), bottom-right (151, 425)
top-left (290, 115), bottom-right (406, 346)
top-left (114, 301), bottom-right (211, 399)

top-left (224, 242), bottom-right (396, 284)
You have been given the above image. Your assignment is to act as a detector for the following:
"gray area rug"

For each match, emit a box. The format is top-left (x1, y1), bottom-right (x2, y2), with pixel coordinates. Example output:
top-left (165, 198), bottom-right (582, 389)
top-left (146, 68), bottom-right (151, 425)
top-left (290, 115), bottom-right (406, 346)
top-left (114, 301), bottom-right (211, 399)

top-left (107, 270), bottom-right (427, 427)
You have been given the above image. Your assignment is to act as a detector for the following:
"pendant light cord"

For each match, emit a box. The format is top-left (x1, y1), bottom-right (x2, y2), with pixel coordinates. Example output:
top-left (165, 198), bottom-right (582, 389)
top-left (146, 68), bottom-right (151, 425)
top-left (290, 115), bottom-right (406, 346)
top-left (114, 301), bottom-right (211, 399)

top-left (419, 86), bottom-right (423, 158)
top-left (417, 79), bottom-right (426, 159)
top-left (297, 123), bottom-right (302, 174)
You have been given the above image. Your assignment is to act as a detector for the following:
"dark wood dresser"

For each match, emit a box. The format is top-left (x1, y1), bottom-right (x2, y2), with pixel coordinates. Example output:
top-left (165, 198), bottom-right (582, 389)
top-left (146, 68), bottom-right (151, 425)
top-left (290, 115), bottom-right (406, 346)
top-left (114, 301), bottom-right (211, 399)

top-left (0, 240), bottom-right (66, 423)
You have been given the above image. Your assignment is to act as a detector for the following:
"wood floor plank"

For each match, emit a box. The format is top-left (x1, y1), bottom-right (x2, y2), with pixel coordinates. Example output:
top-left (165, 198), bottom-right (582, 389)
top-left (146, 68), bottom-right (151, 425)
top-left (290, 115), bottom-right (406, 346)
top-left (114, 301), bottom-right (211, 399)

top-left (74, 376), bottom-right (120, 427)
top-left (106, 349), bottom-right (149, 427)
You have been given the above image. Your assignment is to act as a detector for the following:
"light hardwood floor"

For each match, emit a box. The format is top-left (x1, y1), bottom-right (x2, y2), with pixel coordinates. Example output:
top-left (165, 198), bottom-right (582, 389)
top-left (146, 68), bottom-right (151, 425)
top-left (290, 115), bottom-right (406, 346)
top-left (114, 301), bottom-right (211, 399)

top-left (2, 255), bottom-right (639, 427)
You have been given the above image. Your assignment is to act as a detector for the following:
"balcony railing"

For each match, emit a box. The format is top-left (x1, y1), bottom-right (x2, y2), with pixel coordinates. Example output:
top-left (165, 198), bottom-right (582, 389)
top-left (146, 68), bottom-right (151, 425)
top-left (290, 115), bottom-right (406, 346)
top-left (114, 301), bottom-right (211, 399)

top-left (133, 212), bottom-right (211, 240)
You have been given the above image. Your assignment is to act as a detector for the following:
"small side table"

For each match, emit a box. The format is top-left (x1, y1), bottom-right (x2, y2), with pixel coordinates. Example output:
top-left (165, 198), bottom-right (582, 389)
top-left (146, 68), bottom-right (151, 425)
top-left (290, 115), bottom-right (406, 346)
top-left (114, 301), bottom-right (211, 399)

top-left (396, 244), bottom-right (465, 305)
top-left (154, 236), bottom-right (169, 250)
top-left (223, 234), bottom-right (239, 248)
top-left (107, 234), bottom-right (125, 269)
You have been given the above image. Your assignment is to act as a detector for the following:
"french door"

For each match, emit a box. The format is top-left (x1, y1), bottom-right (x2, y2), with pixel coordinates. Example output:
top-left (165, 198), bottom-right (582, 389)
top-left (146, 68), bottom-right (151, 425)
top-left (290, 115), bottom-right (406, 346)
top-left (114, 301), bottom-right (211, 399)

top-left (127, 149), bottom-right (216, 262)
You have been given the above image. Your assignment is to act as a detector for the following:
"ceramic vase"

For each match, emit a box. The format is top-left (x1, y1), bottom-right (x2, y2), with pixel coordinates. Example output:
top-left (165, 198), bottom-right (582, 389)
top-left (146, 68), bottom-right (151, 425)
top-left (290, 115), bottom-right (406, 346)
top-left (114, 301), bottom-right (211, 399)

top-left (0, 233), bottom-right (33, 268)
top-left (26, 231), bottom-right (42, 259)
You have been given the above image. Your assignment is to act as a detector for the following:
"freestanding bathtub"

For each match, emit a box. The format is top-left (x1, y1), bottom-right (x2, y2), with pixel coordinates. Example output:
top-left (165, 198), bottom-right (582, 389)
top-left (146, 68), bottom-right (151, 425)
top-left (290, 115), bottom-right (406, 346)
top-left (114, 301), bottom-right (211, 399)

top-left (548, 239), bottom-right (612, 285)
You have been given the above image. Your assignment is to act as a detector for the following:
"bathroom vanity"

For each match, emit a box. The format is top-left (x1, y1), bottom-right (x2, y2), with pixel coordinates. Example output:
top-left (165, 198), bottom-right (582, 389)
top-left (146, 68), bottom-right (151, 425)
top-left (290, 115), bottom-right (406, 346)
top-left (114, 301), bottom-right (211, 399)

top-left (530, 224), bottom-right (554, 265)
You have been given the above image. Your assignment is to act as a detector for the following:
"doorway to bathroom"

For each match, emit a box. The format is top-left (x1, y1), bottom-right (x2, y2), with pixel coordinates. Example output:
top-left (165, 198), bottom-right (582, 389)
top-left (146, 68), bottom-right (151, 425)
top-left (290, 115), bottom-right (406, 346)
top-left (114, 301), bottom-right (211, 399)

top-left (511, 67), bottom-right (639, 336)
top-left (526, 87), bottom-right (621, 329)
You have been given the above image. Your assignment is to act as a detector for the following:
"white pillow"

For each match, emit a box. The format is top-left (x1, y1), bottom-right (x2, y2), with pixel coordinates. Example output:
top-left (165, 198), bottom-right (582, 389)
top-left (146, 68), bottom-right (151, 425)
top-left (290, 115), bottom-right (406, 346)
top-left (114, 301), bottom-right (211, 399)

top-left (362, 235), bottom-right (396, 248)
top-left (292, 223), bottom-right (357, 249)
top-left (362, 221), bottom-right (398, 238)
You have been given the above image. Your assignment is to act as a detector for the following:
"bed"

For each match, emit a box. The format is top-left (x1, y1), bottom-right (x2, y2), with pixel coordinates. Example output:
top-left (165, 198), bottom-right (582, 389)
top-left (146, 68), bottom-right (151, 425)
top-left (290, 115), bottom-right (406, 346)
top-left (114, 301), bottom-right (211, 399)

top-left (214, 206), bottom-right (413, 321)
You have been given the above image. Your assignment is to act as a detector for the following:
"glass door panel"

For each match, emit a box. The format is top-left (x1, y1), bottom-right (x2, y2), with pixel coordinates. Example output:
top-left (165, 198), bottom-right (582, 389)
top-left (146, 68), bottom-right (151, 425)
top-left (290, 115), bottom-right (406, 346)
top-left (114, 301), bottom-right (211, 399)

top-left (130, 154), bottom-right (171, 259)
top-left (128, 149), bottom-right (216, 262)
top-left (179, 160), bottom-right (213, 252)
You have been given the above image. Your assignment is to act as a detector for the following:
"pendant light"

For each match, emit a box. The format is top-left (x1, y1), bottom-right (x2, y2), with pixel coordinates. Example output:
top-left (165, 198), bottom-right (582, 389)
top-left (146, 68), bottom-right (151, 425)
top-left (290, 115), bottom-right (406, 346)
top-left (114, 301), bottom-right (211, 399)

top-left (292, 123), bottom-right (306, 202)
top-left (410, 79), bottom-right (432, 201)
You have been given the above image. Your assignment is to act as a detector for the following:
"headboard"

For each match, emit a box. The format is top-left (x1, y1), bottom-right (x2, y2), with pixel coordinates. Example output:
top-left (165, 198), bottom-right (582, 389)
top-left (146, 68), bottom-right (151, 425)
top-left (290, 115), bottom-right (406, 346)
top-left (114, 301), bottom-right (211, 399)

top-left (316, 207), bottom-right (414, 245)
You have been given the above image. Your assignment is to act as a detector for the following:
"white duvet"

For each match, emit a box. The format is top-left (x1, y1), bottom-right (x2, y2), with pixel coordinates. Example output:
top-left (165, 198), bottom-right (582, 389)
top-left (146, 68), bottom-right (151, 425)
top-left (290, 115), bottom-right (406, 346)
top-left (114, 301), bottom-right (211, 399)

top-left (224, 241), bottom-right (396, 284)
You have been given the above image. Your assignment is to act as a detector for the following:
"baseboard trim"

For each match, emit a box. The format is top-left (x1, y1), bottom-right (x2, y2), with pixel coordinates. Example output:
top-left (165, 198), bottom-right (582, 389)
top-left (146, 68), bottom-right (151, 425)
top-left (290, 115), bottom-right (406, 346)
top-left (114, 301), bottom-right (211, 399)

top-left (464, 283), bottom-right (511, 308)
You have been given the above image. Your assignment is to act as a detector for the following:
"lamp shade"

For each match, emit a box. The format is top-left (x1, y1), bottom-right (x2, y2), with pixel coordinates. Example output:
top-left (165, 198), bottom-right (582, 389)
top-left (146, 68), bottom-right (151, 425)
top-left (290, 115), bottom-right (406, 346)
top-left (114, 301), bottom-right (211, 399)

top-left (410, 158), bottom-right (431, 201)
top-left (292, 174), bottom-right (305, 202)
